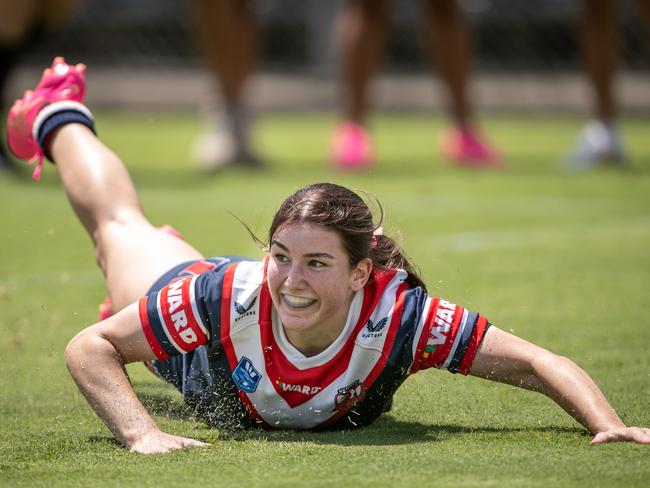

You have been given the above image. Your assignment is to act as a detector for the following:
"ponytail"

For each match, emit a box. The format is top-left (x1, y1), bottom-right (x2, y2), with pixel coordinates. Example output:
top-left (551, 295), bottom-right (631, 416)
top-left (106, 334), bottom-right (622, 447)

top-left (369, 232), bottom-right (427, 292)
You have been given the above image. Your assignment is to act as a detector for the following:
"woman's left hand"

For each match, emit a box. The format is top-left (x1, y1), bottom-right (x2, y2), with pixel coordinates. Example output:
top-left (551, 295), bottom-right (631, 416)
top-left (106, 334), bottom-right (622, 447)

top-left (591, 427), bottom-right (650, 445)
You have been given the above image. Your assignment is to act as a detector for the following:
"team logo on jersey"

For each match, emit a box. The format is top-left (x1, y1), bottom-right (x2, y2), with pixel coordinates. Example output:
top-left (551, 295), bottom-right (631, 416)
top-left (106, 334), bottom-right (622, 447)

top-left (276, 380), bottom-right (322, 396)
top-left (234, 296), bottom-right (257, 322)
top-left (333, 380), bottom-right (364, 411)
top-left (423, 299), bottom-right (457, 358)
top-left (232, 356), bottom-right (262, 393)
top-left (361, 316), bottom-right (388, 339)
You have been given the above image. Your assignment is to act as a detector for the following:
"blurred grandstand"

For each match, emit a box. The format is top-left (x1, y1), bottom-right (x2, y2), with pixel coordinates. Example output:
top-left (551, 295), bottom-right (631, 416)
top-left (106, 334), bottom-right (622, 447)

top-left (6, 0), bottom-right (649, 112)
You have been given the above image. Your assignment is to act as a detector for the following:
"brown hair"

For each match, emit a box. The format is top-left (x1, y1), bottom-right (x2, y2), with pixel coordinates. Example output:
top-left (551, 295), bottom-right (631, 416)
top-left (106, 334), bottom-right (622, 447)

top-left (261, 183), bottom-right (427, 291)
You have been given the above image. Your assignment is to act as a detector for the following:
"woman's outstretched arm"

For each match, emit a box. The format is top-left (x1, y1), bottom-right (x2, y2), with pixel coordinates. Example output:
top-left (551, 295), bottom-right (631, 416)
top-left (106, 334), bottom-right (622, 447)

top-left (470, 326), bottom-right (650, 445)
top-left (64, 302), bottom-right (210, 453)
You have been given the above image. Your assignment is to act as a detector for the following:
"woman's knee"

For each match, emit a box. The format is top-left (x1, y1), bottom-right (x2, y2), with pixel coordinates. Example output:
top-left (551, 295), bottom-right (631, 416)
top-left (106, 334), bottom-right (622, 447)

top-left (99, 223), bottom-right (204, 309)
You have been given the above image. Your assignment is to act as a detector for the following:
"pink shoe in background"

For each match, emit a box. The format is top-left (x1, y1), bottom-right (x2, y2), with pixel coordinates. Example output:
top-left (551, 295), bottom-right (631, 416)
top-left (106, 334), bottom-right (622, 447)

top-left (98, 297), bottom-right (114, 321)
top-left (6, 56), bottom-right (87, 180)
top-left (331, 122), bottom-right (374, 171)
top-left (439, 125), bottom-right (502, 168)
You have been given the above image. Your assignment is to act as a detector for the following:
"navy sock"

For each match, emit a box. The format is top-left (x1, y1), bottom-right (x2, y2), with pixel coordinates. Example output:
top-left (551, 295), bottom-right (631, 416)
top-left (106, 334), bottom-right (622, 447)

top-left (35, 106), bottom-right (96, 162)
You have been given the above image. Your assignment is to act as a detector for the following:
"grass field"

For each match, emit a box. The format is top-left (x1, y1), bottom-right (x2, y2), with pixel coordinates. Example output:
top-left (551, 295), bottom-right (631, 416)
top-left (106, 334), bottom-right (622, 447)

top-left (1, 112), bottom-right (649, 487)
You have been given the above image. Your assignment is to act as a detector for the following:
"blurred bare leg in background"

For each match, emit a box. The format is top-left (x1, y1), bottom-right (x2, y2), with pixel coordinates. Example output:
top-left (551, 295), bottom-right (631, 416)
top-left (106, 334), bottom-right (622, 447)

top-left (569, 0), bottom-right (648, 168)
top-left (570, 0), bottom-right (621, 168)
top-left (0, 0), bottom-right (81, 174)
top-left (338, 0), bottom-right (390, 126)
top-left (582, 0), bottom-right (618, 123)
top-left (331, 0), bottom-right (501, 171)
top-left (423, 0), bottom-right (501, 167)
top-left (423, 0), bottom-right (471, 126)
top-left (633, 0), bottom-right (650, 28)
top-left (0, 0), bottom-right (39, 173)
top-left (191, 0), bottom-right (262, 170)
top-left (331, 0), bottom-right (389, 170)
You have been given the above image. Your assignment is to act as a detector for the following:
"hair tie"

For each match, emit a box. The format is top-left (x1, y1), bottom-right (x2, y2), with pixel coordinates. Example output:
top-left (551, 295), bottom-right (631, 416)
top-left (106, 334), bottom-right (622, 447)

top-left (370, 226), bottom-right (383, 248)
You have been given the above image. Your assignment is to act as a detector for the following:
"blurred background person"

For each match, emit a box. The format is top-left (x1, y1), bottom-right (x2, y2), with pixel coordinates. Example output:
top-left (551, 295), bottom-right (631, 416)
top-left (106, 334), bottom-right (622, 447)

top-left (190, 0), bottom-right (263, 170)
top-left (0, 0), bottom-right (81, 173)
top-left (331, 0), bottom-right (501, 171)
top-left (189, 0), bottom-right (502, 173)
top-left (12, 2), bottom-right (645, 174)
top-left (570, 0), bottom-right (650, 169)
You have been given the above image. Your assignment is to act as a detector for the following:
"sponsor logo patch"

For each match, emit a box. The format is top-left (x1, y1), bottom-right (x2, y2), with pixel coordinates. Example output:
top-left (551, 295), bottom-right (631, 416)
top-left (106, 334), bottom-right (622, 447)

top-left (423, 299), bottom-right (457, 358)
top-left (276, 380), bottom-right (322, 396)
top-left (232, 356), bottom-right (262, 393)
top-left (234, 296), bottom-right (258, 322)
top-left (160, 277), bottom-right (207, 351)
top-left (361, 316), bottom-right (388, 339)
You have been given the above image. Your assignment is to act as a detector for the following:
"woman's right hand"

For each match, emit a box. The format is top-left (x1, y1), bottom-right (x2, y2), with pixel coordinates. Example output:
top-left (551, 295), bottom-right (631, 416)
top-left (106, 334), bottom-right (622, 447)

top-left (591, 427), bottom-right (650, 445)
top-left (65, 302), bottom-right (210, 454)
top-left (128, 430), bottom-right (210, 454)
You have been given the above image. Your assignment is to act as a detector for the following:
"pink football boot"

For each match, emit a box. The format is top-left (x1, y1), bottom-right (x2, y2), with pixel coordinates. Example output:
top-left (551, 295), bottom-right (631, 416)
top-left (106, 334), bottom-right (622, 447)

top-left (331, 122), bottom-right (374, 171)
top-left (439, 125), bottom-right (502, 168)
top-left (6, 56), bottom-right (87, 180)
top-left (98, 297), bottom-right (114, 322)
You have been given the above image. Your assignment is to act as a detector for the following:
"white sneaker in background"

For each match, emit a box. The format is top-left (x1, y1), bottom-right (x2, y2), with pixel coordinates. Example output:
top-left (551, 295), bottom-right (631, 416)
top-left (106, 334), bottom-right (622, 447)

top-left (191, 103), bottom-right (263, 171)
top-left (568, 120), bottom-right (626, 170)
top-left (191, 113), bottom-right (238, 171)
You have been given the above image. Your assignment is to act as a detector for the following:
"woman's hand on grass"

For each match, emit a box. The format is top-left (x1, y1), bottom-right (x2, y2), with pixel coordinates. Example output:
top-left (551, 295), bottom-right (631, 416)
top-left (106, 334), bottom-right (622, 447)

top-left (591, 427), bottom-right (650, 445)
top-left (128, 430), bottom-right (210, 454)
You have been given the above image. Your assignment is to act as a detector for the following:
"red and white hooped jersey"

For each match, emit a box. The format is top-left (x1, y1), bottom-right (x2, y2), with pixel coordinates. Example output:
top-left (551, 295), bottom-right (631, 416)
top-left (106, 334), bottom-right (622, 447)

top-left (139, 257), bottom-right (490, 430)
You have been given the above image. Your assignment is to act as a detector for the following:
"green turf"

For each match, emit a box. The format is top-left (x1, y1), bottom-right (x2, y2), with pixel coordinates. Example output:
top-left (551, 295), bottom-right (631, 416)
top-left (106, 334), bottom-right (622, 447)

top-left (1, 112), bottom-right (649, 487)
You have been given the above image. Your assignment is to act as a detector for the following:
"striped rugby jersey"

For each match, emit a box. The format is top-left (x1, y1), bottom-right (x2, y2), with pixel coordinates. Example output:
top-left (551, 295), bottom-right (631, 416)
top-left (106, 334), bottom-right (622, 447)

top-left (139, 257), bottom-right (490, 430)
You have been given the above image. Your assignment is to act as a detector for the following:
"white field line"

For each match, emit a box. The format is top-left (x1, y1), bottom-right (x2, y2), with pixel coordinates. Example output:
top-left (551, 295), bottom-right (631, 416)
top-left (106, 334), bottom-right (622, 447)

top-left (428, 218), bottom-right (650, 253)
top-left (1, 219), bottom-right (648, 285)
top-left (0, 268), bottom-right (104, 289)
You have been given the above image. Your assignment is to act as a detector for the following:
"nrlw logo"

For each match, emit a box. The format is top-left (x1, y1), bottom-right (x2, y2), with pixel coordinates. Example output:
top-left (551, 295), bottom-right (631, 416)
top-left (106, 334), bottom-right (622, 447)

top-left (232, 357), bottom-right (262, 393)
top-left (234, 296), bottom-right (257, 322)
top-left (361, 316), bottom-right (388, 339)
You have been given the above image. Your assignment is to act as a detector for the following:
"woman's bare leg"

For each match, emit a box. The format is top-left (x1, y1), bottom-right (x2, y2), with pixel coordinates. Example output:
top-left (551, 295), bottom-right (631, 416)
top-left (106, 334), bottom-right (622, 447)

top-left (581, 0), bottom-right (618, 122)
top-left (48, 123), bottom-right (204, 310)
top-left (337, 0), bottom-right (390, 124)
top-left (422, 0), bottom-right (471, 125)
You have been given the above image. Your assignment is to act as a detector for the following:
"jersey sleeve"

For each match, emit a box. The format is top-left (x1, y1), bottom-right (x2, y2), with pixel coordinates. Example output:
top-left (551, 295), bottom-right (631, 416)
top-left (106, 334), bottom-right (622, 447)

top-left (138, 263), bottom-right (231, 360)
top-left (408, 295), bottom-right (490, 375)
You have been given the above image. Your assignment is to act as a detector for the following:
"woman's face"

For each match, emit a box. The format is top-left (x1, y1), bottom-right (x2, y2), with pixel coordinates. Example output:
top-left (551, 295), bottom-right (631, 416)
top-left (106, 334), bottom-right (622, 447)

top-left (266, 222), bottom-right (371, 354)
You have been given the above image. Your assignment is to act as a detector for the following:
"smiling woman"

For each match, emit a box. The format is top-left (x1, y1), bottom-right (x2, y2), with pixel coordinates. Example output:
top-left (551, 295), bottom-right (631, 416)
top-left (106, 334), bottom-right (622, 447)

top-left (268, 222), bottom-right (368, 356)
top-left (7, 57), bottom-right (650, 454)
top-left (262, 183), bottom-right (424, 356)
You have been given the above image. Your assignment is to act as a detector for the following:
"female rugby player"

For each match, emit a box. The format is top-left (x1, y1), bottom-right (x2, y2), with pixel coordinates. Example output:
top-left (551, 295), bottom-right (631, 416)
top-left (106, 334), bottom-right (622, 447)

top-left (7, 58), bottom-right (649, 453)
